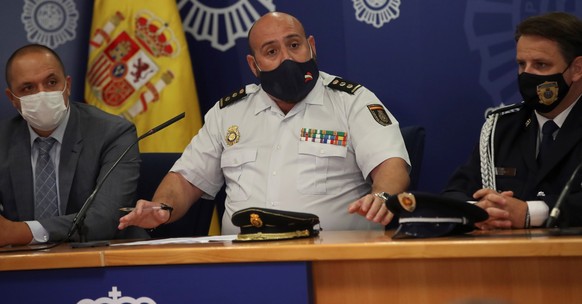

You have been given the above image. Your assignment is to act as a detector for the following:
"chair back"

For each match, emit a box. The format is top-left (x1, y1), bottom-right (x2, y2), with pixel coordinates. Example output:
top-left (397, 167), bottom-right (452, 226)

top-left (384, 125), bottom-right (426, 231)
top-left (400, 125), bottom-right (426, 191)
top-left (137, 153), bottom-right (214, 237)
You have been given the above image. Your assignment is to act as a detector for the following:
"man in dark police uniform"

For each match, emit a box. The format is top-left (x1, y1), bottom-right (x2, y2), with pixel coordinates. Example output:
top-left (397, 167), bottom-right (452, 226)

top-left (444, 12), bottom-right (582, 230)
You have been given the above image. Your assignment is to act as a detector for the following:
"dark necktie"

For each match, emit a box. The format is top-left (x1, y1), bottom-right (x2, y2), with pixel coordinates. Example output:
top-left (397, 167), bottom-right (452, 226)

top-left (537, 120), bottom-right (559, 166)
top-left (34, 137), bottom-right (58, 219)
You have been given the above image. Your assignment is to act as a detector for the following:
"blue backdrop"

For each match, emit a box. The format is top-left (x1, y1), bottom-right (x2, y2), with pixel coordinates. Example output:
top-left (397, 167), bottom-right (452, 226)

top-left (1, 0), bottom-right (581, 193)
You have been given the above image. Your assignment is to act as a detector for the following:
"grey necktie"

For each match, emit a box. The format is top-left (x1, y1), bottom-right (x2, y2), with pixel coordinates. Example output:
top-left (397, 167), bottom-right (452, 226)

top-left (34, 137), bottom-right (58, 219)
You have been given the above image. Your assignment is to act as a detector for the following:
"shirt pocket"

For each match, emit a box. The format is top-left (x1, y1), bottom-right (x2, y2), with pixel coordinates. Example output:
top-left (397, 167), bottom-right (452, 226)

top-left (221, 147), bottom-right (257, 201)
top-left (297, 141), bottom-right (347, 194)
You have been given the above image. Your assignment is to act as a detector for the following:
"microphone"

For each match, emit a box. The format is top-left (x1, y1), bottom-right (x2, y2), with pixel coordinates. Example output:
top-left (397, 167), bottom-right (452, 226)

top-left (545, 161), bottom-right (582, 228)
top-left (66, 112), bottom-right (185, 247)
top-left (137, 112), bottom-right (185, 140)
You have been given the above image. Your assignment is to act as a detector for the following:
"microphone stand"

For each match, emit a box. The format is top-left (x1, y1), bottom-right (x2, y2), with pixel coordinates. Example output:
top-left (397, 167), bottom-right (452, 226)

top-left (546, 161), bottom-right (582, 228)
top-left (67, 112), bottom-right (185, 248)
top-left (67, 141), bottom-right (139, 248)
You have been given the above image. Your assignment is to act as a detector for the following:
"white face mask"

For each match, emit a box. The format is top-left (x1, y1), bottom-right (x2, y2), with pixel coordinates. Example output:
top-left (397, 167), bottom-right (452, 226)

top-left (12, 83), bottom-right (69, 131)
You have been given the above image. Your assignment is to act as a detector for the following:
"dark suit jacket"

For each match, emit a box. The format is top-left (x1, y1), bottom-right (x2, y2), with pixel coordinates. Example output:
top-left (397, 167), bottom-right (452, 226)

top-left (0, 102), bottom-right (148, 241)
top-left (443, 101), bottom-right (582, 227)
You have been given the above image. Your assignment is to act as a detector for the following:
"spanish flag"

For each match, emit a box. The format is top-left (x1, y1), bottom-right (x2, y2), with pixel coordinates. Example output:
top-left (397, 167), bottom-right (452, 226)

top-left (85, 0), bottom-right (201, 153)
top-left (85, 0), bottom-right (221, 235)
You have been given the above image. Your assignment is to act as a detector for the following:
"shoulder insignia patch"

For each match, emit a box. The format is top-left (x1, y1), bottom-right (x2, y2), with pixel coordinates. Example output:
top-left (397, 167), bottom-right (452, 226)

top-left (219, 87), bottom-right (247, 109)
top-left (327, 77), bottom-right (362, 94)
top-left (367, 104), bottom-right (392, 126)
top-left (485, 102), bottom-right (523, 117)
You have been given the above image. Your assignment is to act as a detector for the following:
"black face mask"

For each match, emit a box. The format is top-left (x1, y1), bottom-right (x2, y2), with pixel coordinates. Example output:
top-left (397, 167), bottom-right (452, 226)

top-left (258, 58), bottom-right (319, 104)
top-left (518, 68), bottom-right (571, 113)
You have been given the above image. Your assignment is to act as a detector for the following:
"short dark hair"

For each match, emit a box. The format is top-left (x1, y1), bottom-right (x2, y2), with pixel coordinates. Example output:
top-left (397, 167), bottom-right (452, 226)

top-left (515, 12), bottom-right (582, 64)
top-left (5, 44), bottom-right (66, 88)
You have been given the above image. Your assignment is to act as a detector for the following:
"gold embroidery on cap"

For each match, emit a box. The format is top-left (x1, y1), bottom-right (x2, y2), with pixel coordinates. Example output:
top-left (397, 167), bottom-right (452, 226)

top-left (226, 125), bottom-right (240, 146)
top-left (250, 213), bottom-right (263, 228)
top-left (237, 230), bottom-right (310, 241)
top-left (398, 192), bottom-right (416, 212)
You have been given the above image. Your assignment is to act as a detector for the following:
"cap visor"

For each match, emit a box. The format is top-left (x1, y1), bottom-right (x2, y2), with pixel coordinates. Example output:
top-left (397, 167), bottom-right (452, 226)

top-left (392, 222), bottom-right (458, 239)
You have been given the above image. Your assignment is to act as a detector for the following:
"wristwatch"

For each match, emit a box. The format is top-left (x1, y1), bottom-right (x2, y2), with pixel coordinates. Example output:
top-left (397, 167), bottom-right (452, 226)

top-left (374, 192), bottom-right (391, 201)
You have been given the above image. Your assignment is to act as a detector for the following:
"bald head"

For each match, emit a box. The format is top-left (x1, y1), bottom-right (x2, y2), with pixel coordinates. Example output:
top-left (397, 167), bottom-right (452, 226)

top-left (247, 12), bottom-right (307, 56)
top-left (5, 44), bottom-right (65, 89)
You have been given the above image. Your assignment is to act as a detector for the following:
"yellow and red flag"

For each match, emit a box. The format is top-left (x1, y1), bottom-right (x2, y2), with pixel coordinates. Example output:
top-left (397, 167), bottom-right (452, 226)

top-left (85, 0), bottom-right (221, 236)
top-left (85, 0), bottom-right (201, 153)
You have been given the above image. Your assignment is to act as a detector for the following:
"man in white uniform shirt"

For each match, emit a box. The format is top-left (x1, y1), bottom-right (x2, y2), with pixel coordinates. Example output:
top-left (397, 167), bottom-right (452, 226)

top-left (119, 12), bottom-right (410, 234)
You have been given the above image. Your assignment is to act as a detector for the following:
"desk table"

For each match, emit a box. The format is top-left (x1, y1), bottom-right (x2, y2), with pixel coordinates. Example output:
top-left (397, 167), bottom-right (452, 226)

top-left (1, 230), bottom-right (581, 303)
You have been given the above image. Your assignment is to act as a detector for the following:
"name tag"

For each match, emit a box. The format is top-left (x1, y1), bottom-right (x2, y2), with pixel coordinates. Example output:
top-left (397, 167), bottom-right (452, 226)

top-left (495, 167), bottom-right (516, 176)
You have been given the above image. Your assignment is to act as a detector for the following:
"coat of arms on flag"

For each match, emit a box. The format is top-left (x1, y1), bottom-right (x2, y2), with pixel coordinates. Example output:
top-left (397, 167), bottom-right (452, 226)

top-left (85, 0), bottom-right (202, 153)
top-left (87, 10), bottom-right (177, 119)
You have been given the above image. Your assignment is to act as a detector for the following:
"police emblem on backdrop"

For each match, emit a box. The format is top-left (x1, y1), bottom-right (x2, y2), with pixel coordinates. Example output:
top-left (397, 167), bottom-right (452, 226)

top-left (178, 0), bottom-right (275, 51)
top-left (352, 0), bottom-right (401, 28)
top-left (226, 125), bottom-right (240, 146)
top-left (86, 10), bottom-right (179, 119)
top-left (21, 0), bottom-right (78, 49)
top-left (367, 104), bottom-right (392, 126)
top-left (537, 81), bottom-right (559, 105)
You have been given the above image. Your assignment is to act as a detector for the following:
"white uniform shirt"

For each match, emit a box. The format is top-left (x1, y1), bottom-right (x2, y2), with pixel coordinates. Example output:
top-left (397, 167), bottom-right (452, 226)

top-left (172, 72), bottom-right (410, 234)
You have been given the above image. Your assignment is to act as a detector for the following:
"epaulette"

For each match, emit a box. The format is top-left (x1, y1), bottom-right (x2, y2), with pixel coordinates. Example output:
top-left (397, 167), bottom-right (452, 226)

top-left (485, 102), bottom-right (524, 117)
top-left (219, 87), bottom-right (248, 109)
top-left (327, 77), bottom-right (362, 94)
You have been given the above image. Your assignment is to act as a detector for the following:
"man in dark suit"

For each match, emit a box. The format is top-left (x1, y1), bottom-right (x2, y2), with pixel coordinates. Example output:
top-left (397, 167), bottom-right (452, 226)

top-left (0, 44), bottom-right (147, 246)
top-left (444, 12), bottom-right (582, 229)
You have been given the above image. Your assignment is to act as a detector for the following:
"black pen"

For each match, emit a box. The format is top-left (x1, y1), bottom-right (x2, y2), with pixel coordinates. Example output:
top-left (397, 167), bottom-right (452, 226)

top-left (119, 204), bottom-right (173, 212)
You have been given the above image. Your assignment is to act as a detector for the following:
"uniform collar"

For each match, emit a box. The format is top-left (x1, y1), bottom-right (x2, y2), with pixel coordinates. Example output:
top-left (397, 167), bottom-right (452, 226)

top-left (534, 97), bottom-right (579, 129)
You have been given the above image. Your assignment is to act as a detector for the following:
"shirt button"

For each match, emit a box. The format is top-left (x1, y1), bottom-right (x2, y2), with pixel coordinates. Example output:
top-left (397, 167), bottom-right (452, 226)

top-left (320, 149), bottom-right (325, 154)
top-left (276, 145), bottom-right (281, 150)
top-left (272, 171), bottom-right (277, 176)
top-left (271, 202), bottom-right (276, 206)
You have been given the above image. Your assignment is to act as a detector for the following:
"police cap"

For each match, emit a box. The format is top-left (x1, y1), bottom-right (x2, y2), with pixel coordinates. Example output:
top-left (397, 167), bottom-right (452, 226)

top-left (231, 207), bottom-right (320, 241)
top-left (385, 192), bottom-right (488, 239)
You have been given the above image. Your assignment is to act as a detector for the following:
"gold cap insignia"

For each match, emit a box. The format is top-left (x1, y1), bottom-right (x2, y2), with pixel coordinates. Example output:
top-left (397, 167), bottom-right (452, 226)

top-left (226, 125), bottom-right (240, 146)
top-left (250, 213), bottom-right (263, 228)
top-left (537, 81), bottom-right (559, 105)
top-left (397, 192), bottom-right (416, 212)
